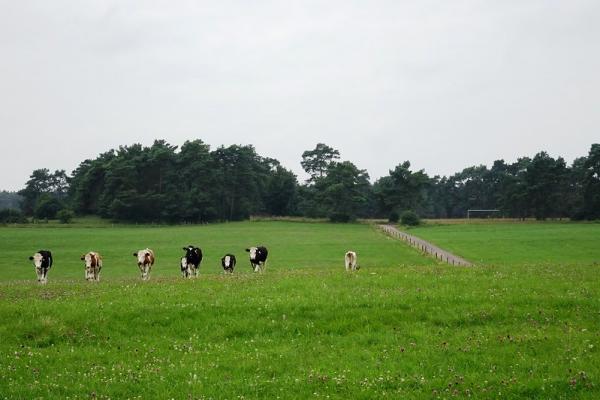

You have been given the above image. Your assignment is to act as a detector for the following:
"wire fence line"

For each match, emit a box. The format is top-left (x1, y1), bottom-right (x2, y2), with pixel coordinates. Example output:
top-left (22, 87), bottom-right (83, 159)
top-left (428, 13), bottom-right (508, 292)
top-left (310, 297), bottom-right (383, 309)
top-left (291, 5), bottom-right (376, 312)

top-left (378, 224), bottom-right (473, 267)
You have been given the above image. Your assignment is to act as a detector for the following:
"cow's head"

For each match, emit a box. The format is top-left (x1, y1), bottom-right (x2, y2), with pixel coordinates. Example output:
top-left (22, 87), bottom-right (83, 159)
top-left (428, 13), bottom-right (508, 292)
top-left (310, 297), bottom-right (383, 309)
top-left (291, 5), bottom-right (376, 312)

top-left (183, 246), bottom-right (198, 260)
top-left (81, 252), bottom-right (98, 267)
top-left (133, 251), bottom-right (150, 266)
top-left (222, 255), bottom-right (233, 268)
top-left (245, 247), bottom-right (257, 260)
top-left (29, 253), bottom-right (44, 268)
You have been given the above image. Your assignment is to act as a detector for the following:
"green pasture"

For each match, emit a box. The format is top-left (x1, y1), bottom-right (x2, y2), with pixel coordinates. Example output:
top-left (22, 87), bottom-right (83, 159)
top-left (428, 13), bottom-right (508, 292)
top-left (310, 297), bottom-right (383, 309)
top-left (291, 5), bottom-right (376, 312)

top-left (0, 221), bottom-right (599, 399)
top-left (0, 221), bottom-right (433, 281)
top-left (410, 222), bottom-right (600, 267)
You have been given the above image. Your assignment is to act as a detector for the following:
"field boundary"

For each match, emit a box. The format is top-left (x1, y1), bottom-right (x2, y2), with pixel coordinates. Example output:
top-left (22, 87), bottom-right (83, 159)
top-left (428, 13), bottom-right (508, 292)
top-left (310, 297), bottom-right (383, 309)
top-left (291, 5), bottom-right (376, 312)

top-left (378, 224), bottom-right (473, 266)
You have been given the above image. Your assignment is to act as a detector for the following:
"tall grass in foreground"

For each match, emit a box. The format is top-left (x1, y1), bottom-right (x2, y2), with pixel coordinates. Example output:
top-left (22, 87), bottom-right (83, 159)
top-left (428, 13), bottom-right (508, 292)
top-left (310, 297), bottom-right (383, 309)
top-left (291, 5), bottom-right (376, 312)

top-left (0, 264), bottom-right (598, 399)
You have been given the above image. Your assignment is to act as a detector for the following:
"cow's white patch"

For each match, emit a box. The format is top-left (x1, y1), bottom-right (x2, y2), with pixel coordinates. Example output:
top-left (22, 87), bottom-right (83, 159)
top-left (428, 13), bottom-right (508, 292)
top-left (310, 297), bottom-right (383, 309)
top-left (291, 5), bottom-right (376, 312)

top-left (32, 253), bottom-right (43, 268)
top-left (248, 247), bottom-right (257, 260)
top-left (180, 256), bottom-right (188, 277)
top-left (224, 255), bottom-right (231, 267)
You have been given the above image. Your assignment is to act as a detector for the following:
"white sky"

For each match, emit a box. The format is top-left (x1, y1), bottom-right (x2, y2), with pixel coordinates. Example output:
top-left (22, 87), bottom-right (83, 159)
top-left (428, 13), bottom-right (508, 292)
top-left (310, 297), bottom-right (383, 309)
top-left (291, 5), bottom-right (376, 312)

top-left (1, 0), bottom-right (599, 190)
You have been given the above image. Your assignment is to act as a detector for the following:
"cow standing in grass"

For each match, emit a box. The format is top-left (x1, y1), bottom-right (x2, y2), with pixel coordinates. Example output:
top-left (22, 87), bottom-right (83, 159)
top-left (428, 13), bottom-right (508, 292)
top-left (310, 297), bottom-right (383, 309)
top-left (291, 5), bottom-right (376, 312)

top-left (246, 246), bottom-right (268, 272)
top-left (221, 254), bottom-right (236, 273)
top-left (81, 251), bottom-right (102, 282)
top-left (181, 246), bottom-right (202, 278)
top-left (133, 248), bottom-right (155, 280)
top-left (28, 250), bottom-right (53, 284)
top-left (345, 251), bottom-right (358, 271)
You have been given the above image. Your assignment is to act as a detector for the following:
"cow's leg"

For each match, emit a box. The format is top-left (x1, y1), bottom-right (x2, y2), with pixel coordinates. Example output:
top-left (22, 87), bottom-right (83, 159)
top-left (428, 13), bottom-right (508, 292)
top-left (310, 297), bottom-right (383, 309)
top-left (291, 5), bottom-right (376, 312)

top-left (141, 264), bottom-right (148, 280)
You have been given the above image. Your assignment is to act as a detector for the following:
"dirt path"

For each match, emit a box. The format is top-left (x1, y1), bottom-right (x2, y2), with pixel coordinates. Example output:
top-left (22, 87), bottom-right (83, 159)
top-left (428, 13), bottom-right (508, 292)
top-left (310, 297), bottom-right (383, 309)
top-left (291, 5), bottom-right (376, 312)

top-left (378, 224), bottom-right (473, 267)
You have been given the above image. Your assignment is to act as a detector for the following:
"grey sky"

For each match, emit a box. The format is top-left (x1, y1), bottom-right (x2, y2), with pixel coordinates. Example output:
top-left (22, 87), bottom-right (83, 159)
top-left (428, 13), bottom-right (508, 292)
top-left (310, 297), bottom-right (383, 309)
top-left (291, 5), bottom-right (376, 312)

top-left (1, 0), bottom-right (599, 191)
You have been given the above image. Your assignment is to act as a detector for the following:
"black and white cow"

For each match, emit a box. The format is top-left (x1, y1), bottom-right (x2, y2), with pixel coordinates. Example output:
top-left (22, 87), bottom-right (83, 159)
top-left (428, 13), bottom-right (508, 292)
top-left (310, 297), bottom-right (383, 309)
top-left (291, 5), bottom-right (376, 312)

top-left (181, 245), bottom-right (202, 278)
top-left (221, 254), bottom-right (236, 273)
top-left (28, 250), bottom-right (53, 284)
top-left (245, 246), bottom-right (268, 272)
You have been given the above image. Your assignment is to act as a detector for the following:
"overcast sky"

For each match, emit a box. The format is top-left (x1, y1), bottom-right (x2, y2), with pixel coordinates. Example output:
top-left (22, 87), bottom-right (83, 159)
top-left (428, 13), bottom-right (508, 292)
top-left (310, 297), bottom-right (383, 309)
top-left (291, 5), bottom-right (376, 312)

top-left (1, 1), bottom-right (599, 191)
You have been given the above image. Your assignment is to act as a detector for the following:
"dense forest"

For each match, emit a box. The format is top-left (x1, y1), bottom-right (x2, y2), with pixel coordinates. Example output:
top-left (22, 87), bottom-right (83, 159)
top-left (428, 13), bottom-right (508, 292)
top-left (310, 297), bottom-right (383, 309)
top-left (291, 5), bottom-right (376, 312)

top-left (2, 140), bottom-right (599, 223)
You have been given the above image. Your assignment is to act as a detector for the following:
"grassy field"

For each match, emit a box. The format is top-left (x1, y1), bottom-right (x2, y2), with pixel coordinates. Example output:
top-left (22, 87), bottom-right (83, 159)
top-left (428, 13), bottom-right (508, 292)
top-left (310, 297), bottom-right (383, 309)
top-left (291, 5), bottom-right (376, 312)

top-left (0, 221), bottom-right (599, 399)
top-left (410, 221), bottom-right (600, 267)
top-left (0, 221), bottom-right (433, 281)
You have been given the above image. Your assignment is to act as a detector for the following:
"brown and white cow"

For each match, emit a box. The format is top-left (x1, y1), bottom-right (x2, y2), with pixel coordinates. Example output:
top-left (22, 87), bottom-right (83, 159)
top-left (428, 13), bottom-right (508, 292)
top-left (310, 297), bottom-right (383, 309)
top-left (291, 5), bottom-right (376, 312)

top-left (344, 251), bottom-right (358, 271)
top-left (81, 251), bottom-right (102, 282)
top-left (133, 248), bottom-right (155, 280)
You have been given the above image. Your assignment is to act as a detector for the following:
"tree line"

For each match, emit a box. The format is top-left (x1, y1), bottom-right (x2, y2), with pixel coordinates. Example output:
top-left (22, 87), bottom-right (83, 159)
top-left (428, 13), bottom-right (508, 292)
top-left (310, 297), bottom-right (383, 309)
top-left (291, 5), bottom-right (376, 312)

top-left (4, 140), bottom-right (600, 223)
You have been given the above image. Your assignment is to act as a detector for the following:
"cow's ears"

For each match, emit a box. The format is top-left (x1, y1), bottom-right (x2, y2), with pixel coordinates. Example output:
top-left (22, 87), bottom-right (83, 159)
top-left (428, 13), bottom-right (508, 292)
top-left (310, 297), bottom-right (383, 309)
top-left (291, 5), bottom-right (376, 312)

top-left (133, 253), bottom-right (138, 257)
top-left (245, 248), bottom-right (250, 252)
top-left (182, 247), bottom-right (187, 251)
top-left (28, 256), bottom-right (34, 260)
top-left (80, 256), bottom-right (85, 260)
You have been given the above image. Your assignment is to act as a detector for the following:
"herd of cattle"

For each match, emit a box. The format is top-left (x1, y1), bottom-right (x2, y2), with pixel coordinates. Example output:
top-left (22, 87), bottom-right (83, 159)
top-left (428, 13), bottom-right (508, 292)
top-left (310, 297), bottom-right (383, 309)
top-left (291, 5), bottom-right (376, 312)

top-left (27, 247), bottom-right (358, 284)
